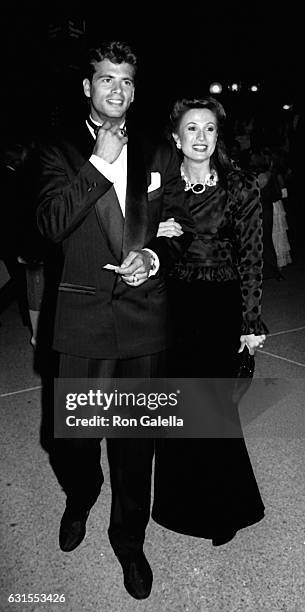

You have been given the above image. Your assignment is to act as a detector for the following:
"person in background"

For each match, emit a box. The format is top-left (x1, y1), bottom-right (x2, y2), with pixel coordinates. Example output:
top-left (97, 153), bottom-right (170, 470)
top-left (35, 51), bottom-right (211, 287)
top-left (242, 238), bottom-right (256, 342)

top-left (15, 140), bottom-right (50, 348)
top-left (268, 147), bottom-right (292, 271)
top-left (0, 140), bottom-right (32, 326)
top-left (249, 145), bottom-right (291, 278)
top-left (153, 97), bottom-right (266, 546)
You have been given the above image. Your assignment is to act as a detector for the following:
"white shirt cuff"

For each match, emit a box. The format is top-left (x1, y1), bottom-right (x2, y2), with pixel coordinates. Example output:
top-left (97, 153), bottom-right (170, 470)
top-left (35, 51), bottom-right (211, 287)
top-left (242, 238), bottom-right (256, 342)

top-left (143, 248), bottom-right (160, 276)
top-left (89, 155), bottom-right (116, 183)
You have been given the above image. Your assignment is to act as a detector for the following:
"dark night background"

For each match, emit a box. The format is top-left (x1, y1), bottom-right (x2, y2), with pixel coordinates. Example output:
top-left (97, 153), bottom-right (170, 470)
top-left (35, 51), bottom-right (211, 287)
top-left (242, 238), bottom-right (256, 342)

top-left (0, 2), bottom-right (303, 140)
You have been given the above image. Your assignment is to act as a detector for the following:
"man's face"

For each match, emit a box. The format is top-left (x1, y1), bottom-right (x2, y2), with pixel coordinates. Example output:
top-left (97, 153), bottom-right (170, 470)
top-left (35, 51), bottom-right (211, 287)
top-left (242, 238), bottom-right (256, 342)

top-left (83, 58), bottom-right (135, 124)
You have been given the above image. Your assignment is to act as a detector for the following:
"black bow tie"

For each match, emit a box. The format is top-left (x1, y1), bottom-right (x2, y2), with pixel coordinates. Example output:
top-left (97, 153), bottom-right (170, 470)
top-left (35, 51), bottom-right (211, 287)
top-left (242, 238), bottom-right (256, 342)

top-left (87, 117), bottom-right (127, 138)
top-left (87, 116), bottom-right (102, 137)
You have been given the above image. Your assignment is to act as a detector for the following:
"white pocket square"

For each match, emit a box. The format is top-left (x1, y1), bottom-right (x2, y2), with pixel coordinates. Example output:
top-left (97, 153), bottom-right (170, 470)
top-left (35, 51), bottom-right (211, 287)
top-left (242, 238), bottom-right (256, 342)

top-left (147, 172), bottom-right (161, 193)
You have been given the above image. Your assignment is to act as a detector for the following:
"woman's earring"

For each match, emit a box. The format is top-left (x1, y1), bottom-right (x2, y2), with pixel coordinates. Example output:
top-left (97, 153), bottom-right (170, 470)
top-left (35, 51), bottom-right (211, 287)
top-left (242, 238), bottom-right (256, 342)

top-left (176, 142), bottom-right (182, 149)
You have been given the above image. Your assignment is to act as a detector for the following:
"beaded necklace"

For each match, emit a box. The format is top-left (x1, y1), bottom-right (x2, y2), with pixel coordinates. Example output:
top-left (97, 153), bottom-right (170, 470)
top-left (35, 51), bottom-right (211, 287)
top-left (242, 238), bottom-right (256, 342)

top-left (181, 164), bottom-right (218, 194)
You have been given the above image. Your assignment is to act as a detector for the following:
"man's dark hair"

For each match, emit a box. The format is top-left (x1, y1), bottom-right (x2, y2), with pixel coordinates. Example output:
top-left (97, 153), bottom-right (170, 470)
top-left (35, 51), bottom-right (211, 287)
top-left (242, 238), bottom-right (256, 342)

top-left (82, 41), bottom-right (137, 81)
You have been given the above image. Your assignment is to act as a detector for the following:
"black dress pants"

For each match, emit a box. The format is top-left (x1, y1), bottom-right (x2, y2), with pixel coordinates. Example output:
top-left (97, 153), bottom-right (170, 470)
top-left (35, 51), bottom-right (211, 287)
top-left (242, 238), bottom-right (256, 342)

top-left (49, 351), bottom-right (165, 557)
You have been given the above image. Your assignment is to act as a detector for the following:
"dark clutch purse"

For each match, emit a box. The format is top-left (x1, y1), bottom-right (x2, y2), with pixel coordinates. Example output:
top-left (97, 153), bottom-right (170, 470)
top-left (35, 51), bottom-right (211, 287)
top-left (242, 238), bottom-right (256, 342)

top-left (232, 347), bottom-right (255, 403)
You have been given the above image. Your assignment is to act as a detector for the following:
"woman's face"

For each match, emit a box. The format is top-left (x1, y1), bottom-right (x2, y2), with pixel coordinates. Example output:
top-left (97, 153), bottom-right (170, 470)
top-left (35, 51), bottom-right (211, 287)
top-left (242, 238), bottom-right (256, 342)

top-left (173, 108), bottom-right (218, 163)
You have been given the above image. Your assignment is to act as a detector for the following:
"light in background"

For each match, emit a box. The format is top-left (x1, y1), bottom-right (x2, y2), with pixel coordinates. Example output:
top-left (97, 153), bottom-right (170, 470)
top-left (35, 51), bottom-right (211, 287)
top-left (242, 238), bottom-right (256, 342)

top-left (209, 82), bottom-right (223, 94)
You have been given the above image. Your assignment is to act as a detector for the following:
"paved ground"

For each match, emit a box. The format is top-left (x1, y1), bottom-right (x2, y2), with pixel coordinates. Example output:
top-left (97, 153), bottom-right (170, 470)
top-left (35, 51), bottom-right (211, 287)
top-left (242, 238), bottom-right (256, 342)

top-left (0, 255), bottom-right (305, 611)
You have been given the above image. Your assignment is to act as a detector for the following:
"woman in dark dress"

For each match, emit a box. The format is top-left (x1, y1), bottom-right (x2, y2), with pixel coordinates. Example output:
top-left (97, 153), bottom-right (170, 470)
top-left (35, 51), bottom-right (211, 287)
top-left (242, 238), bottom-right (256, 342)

top-left (152, 98), bottom-right (267, 545)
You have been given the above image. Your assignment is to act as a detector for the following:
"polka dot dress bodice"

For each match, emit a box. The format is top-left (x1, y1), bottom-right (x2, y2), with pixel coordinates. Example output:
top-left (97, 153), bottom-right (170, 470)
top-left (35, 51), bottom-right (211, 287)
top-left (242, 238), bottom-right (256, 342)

top-left (171, 170), bottom-right (266, 335)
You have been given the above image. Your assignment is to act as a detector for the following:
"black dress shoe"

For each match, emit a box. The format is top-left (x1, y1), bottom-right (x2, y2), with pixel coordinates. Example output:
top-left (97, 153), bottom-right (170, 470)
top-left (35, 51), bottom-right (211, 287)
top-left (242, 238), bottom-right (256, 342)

top-left (119, 551), bottom-right (153, 600)
top-left (212, 528), bottom-right (237, 547)
top-left (59, 507), bottom-right (90, 552)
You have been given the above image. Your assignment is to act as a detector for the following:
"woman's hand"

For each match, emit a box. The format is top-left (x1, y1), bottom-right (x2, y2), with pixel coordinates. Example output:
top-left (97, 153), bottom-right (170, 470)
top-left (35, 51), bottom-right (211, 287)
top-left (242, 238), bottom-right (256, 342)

top-left (239, 333), bottom-right (266, 355)
top-left (157, 218), bottom-right (183, 238)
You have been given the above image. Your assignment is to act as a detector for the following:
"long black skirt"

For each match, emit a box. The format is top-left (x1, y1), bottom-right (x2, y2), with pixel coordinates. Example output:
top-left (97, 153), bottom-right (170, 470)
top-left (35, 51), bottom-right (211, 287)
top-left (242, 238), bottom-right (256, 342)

top-left (152, 279), bottom-right (265, 538)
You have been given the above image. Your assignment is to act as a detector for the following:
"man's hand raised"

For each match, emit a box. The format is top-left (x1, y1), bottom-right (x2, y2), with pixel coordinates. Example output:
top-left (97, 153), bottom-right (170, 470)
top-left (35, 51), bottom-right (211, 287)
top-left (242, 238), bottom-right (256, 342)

top-left (93, 121), bottom-right (128, 164)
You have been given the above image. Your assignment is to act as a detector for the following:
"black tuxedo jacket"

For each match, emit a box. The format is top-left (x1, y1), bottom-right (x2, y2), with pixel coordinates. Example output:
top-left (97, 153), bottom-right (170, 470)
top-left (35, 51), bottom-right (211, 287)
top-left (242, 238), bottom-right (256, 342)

top-left (37, 123), bottom-right (193, 359)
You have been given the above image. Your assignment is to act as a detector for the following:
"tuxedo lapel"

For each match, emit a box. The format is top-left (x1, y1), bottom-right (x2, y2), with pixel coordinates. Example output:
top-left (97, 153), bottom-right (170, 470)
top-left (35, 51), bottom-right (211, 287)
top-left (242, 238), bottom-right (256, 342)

top-left (95, 186), bottom-right (124, 263)
top-left (64, 124), bottom-right (149, 263)
top-left (122, 131), bottom-right (148, 259)
top-left (65, 123), bottom-right (124, 263)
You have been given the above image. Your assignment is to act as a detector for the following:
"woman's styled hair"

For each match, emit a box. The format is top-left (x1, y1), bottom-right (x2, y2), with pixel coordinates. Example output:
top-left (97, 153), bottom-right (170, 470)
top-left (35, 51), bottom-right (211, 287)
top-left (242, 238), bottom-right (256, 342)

top-left (170, 97), bottom-right (235, 174)
top-left (82, 41), bottom-right (137, 82)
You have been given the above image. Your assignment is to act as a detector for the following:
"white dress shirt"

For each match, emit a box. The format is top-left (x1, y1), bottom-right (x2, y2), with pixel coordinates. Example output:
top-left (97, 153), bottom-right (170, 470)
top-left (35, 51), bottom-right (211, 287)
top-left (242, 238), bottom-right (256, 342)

top-left (87, 119), bottom-right (128, 215)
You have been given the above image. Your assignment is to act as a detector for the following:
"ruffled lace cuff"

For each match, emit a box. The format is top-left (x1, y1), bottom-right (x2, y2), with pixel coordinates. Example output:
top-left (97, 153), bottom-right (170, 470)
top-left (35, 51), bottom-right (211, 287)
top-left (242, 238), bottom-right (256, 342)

top-left (241, 318), bottom-right (269, 335)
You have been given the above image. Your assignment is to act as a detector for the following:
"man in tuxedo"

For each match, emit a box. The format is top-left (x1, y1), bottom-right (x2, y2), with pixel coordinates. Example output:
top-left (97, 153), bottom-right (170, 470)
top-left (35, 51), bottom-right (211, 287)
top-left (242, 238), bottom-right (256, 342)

top-left (37, 40), bottom-right (193, 600)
